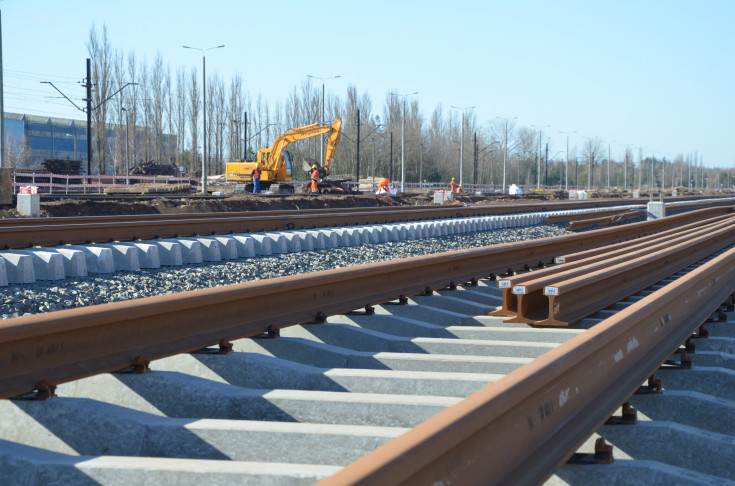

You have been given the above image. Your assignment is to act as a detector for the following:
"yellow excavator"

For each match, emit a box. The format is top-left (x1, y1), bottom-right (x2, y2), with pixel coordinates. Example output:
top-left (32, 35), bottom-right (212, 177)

top-left (225, 118), bottom-right (343, 194)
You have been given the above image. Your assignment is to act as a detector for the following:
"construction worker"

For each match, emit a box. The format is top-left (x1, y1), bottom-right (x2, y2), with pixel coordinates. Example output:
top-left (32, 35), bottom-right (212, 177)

top-left (450, 177), bottom-right (458, 193)
top-left (310, 164), bottom-right (320, 193)
top-left (378, 177), bottom-right (390, 195)
top-left (250, 163), bottom-right (262, 194)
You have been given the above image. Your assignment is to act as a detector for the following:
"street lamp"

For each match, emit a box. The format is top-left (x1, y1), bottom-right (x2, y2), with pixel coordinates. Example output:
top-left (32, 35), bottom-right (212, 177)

top-left (391, 91), bottom-right (418, 193)
top-left (183, 44), bottom-right (225, 194)
top-left (451, 106), bottom-right (476, 188)
top-left (121, 106), bottom-right (131, 183)
top-left (559, 130), bottom-right (577, 192)
top-left (307, 74), bottom-right (340, 167)
top-left (496, 116), bottom-right (517, 194)
top-left (530, 124), bottom-right (550, 189)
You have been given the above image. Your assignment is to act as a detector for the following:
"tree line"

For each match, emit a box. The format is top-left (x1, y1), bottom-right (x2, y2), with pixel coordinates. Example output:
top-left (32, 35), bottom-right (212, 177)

top-left (25, 25), bottom-right (730, 191)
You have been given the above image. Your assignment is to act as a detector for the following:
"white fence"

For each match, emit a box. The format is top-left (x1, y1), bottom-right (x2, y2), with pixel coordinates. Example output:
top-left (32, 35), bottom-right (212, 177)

top-left (12, 172), bottom-right (198, 195)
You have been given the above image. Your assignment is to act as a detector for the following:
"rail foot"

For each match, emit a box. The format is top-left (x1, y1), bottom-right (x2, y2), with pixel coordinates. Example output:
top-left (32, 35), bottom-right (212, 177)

top-left (398, 295), bottom-right (408, 305)
top-left (132, 356), bottom-right (150, 374)
top-left (636, 374), bottom-right (662, 394)
top-left (218, 339), bottom-right (233, 354)
top-left (266, 325), bottom-right (280, 338)
top-left (567, 438), bottom-right (614, 465)
top-left (698, 324), bottom-right (709, 338)
top-left (665, 351), bottom-right (692, 369)
top-left (605, 402), bottom-right (638, 425)
top-left (33, 380), bottom-right (57, 400)
top-left (469, 278), bottom-right (479, 287)
top-left (313, 312), bottom-right (327, 324)
top-left (364, 304), bottom-right (375, 315)
top-left (685, 338), bottom-right (696, 353)
top-left (421, 286), bottom-right (433, 296)
top-left (447, 282), bottom-right (457, 291)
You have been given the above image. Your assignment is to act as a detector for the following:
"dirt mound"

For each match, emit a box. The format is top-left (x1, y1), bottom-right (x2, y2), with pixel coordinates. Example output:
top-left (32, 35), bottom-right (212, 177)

top-left (0, 190), bottom-right (567, 219)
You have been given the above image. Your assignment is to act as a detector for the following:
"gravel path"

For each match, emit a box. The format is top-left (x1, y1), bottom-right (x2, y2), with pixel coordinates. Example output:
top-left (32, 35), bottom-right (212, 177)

top-left (1, 224), bottom-right (571, 318)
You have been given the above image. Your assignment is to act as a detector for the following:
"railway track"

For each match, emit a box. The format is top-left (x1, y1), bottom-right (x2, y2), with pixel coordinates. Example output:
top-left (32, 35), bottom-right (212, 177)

top-left (1, 207), bottom-right (735, 484)
top-left (3, 196), bottom-right (733, 249)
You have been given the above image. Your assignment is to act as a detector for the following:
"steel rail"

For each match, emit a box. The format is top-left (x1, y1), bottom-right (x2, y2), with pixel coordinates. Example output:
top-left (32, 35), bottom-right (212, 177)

top-left (1, 200), bottom-right (732, 254)
top-left (1, 207), bottom-right (729, 399)
top-left (565, 210), bottom-right (644, 230)
top-left (544, 197), bottom-right (735, 226)
top-left (537, 224), bottom-right (735, 326)
top-left (544, 206), bottom-right (644, 224)
top-left (491, 214), bottom-right (735, 318)
top-left (555, 212), bottom-right (735, 264)
top-left (0, 200), bottom-right (659, 230)
top-left (317, 241), bottom-right (735, 486)
top-left (3, 196), bottom-right (733, 230)
top-left (0, 205), bottom-right (442, 228)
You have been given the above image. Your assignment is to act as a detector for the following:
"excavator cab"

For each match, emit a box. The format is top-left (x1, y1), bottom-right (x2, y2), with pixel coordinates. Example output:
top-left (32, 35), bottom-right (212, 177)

top-left (283, 150), bottom-right (293, 178)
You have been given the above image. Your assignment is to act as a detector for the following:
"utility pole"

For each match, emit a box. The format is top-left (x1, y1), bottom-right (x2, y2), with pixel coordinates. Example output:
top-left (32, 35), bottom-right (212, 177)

top-left (356, 109), bottom-right (360, 182)
top-left (389, 132), bottom-right (393, 181)
top-left (242, 111), bottom-right (249, 160)
top-left (451, 105), bottom-right (475, 187)
top-left (0, 11), bottom-right (4, 168)
top-left (473, 132), bottom-right (478, 186)
top-left (85, 58), bottom-right (92, 176)
top-left (545, 142), bottom-right (549, 186)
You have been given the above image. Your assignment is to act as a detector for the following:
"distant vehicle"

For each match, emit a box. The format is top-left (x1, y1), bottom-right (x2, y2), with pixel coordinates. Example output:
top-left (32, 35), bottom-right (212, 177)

top-left (225, 118), bottom-right (342, 194)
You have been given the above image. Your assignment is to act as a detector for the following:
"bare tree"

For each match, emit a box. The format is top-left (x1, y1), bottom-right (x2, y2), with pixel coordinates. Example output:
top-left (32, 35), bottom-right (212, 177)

top-left (5, 134), bottom-right (31, 168)
top-left (87, 24), bottom-right (114, 174)
top-left (187, 67), bottom-right (200, 176)
top-left (582, 137), bottom-right (604, 189)
top-left (174, 67), bottom-right (188, 168)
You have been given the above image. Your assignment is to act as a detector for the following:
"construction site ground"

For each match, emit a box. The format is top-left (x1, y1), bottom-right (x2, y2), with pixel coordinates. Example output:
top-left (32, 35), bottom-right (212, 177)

top-left (0, 189), bottom-right (587, 219)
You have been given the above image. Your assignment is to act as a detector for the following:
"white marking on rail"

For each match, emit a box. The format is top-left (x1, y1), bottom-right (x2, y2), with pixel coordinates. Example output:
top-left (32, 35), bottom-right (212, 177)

top-left (498, 280), bottom-right (511, 289)
top-left (545, 286), bottom-right (559, 296)
top-left (614, 349), bottom-right (624, 363)
top-left (559, 387), bottom-right (570, 408)
top-left (627, 336), bottom-right (640, 353)
top-left (513, 286), bottom-right (526, 294)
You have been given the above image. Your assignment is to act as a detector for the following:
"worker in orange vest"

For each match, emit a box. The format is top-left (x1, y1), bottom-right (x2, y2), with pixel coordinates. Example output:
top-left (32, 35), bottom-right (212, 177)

top-left (310, 164), bottom-right (320, 193)
top-left (378, 178), bottom-right (390, 195)
top-left (450, 177), bottom-right (458, 193)
top-left (250, 164), bottom-right (262, 193)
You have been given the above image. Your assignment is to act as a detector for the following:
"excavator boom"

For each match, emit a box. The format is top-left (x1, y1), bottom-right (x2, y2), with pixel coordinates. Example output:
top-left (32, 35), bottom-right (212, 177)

top-left (226, 118), bottom-right (342, 193)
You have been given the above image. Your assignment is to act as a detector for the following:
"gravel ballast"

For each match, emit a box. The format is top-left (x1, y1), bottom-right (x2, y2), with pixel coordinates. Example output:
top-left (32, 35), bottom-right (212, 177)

top-left (0, 224), bottom-right (571, 319)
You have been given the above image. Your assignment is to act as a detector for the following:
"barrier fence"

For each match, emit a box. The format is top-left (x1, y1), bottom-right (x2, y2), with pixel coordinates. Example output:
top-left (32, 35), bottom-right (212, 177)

top-left (13, 171), bottom-right (575, 196)
top-left (12, 172), bottom-right (198, 195)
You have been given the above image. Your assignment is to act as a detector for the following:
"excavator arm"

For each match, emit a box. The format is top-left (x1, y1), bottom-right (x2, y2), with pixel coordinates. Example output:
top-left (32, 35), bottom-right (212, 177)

top-left (322, 118), bottom-right (342, 176)
top-left (267, 117), bottom-right (342, 176)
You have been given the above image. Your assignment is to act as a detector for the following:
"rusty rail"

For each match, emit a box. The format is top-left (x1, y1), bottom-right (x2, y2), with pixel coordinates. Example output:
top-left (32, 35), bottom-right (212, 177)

top-left (1, 207), bottom-right (729, 399)
top-left (2, 201), bottom-right (733, 250)
top-left (566, 210), bottom-right (645, 230)
top-left (555, 212), bottom-right (735, 264)
top-left (492, 214), bottom-right (735, 319)
top-left (317, 238), bottom-right (735, 486)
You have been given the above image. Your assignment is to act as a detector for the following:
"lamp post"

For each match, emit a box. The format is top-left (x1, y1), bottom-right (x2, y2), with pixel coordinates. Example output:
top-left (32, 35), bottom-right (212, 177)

top-left (451, 105), bottom-right (476, 188)
top-left (420, 142), bottom-right (424, 185)
top-left (307, 74), bottom-right (340, 167)
top-left (559, 130), bottom-right (577, 192)
top-left (183, 44), bottom-right (224, 194)
top-left (391, 91), bottom-right (418, 193)
top-left (121, 106), bottom-right (131, 183)
top-left (530, 124), bottom-right (550, 189)
top-left (496, 116), bottom-right (517, 194)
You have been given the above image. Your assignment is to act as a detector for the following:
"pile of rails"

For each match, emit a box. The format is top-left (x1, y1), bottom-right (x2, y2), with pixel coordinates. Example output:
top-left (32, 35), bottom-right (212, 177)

top-left (42, 159), bottom-right (82, 175)
top-left (129, 161), bottom-right (178, 176)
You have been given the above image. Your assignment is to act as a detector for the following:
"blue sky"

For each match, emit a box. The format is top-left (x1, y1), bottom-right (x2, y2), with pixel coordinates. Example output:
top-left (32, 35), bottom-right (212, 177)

top-left (2, 0), bottom-right (733, 166)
